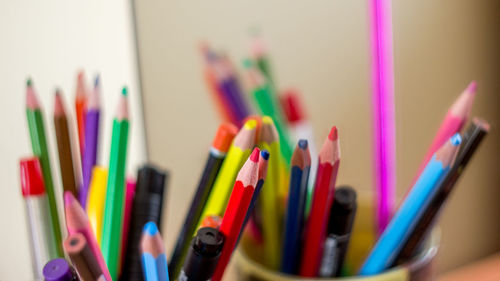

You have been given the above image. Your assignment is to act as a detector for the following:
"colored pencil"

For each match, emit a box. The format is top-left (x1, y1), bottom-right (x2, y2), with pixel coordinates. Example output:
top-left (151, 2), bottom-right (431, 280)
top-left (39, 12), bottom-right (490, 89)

top-left (169, 123), bottom-right (238, 280)
top-left (250, 35), bottom-right (275, 92)
top-left (360, 134), bottom-right (462, 275)
top-left (43, 258), bottom-right (78, 281)
top-left (54, 90), bottom-right (79, 197)
top-left (122, 165), bottom-right (168, 281)
top-left (395, 119), bottom-right (489, 264)
top-left (19, 158), bottom-right (58, 280)
top-left (81, 76), bottom-right (101, 207)
top-left (65, 191), bottom-right (111, 280)
top-left (197, 119), bottom-right (257, 227)
top-left (411, 82), bottom-right (477, 186)
top-left (243, 59), bottom-right (293, 165)
top-left (102, 88), bottom-right (130, 280)
top-left (64, 232), bottom-right (105, 281)
top-left (25, 79), bottom-right (63, 257)
top-left (200, 215), bottom-right (222, 229)
top-left (369, 0), bottom-right (397, 234)
top-left (140, 222), bottom-right (169, 281)
top-left (211, 148), bottom-right (260, 281)
top-left (259, 117), bottom-right (283, 269)
top-left (75, 71), bottom-right (88, 159)
top-left (239, 149), bottom-right (269, 243)
top-left (281, 139), bottom-right (311, 274)
top-left (300, 126), bottom-right (340, 277)
top-left (86, 167), bottom-right (108, 245)
top-left (121, 178), bottom-right (137, 271)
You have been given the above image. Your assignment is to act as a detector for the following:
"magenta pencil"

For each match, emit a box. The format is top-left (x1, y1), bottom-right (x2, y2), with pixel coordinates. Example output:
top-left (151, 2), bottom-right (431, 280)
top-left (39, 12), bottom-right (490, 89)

top-left (411, 82), bottom-right (476, 186)
top-left (64, 191), bottom-right (111, 281)
top-left (369, 0), bottom-right (397, 234)
top-left (121, 177), bottom-right (136, 270)
top-left (80, 76), bottom-right (101, 208)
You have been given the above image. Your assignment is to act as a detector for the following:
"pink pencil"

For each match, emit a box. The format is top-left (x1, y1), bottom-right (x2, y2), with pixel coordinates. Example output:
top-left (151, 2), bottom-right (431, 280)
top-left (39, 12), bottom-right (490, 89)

top-left (412, 82), bottom-right (476, 185)
top-left (369, 0), bottom-right (397, 234)
top-left (120, 177), bottom-right (136, 271)
top-left (64, 191), bottom-right (112, 281)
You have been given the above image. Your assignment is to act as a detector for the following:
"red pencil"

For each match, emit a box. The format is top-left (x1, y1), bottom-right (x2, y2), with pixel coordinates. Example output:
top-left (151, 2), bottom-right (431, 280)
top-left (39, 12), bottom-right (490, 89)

top-left (300, 126), bottom-right (341, 277)
top-left (75, 71), bottom-right (88, 159)
top-left (211, 148), bottom-right (260, 281)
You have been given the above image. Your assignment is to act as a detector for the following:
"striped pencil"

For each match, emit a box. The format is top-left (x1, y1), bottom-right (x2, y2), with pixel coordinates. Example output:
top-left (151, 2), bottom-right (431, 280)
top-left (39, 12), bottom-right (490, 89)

top-left (65, 191), bottom-right (111, 280)
top-left (360, 134), bottom-right (462, 275)
top-left (211, 148), bottom-right (260, 281)
top-left (140, 222), bottom-right (169, 281)
top-left (412, 82), bottom-right (476, 186)
top-left (259, 117), bottom-right (282, 269)
top-left (75, 71), bottom-right (88, 159)
top-left (281, 140), bottom-right (311, 274)
top-left (54, 90), bottom-right (79, 197)
top-left (102, 88), bottom-right (130, 279)
top-left (81, 76), bottom-right (101, 207)
top-left (300, 127), bottom-right (340, 277)
top-left (169, 123), bottom-right (238, 280)
top-left (197, 119), bottom-right (257, 227)
top-left (25, 79), bottom-right (63, 257)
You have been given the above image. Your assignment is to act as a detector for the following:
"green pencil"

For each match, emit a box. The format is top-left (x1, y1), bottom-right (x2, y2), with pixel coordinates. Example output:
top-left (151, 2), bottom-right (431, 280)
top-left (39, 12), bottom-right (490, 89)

top-left (25, 79), bottom-right (64, 257)
top-left (101, 87), bottom-right (130, 279)
top-left (243, 59), bottom-right (293, 165)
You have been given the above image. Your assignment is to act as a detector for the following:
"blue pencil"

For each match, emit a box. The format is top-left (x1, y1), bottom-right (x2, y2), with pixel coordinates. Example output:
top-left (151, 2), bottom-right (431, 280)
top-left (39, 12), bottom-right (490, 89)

top-left (359, 133), bottom-right (462, 275)
top-left (141, 222), bottom-right (169, 281)
top-left (281, 140), bottom-right (311, 274)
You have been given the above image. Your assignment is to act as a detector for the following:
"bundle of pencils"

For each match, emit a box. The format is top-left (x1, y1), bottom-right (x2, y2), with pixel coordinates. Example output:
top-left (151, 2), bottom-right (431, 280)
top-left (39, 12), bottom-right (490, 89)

top-left (21, 73), bottom-right (171, 281)
top-left (195, 37), bottom-right (489, 279)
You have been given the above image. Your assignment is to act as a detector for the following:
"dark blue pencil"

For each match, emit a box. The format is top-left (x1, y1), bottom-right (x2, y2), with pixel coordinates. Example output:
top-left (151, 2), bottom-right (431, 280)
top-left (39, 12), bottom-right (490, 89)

top-left (281, 140), bottom-right (311, 274)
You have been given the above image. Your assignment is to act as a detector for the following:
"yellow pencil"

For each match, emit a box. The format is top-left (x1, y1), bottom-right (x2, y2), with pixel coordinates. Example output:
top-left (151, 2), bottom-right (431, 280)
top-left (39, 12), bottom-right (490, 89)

top-left (197, 119), bottom-right (257, 228)
top-left (86, 167), bottom-right (108, 246)
top-left (259, 116), bottom-right (282, 269)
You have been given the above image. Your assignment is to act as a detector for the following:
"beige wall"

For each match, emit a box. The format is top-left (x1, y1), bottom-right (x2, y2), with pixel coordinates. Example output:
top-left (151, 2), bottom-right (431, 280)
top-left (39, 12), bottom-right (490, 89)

top-left (134, 0), bottom-right (500, 274)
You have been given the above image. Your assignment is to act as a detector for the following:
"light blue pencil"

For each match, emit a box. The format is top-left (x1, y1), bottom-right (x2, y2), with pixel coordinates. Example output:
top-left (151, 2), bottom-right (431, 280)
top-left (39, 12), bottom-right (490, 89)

top-left (359, 133), bottom-right (461, 275)
top-left (141, 222), bottom-right (170, 281)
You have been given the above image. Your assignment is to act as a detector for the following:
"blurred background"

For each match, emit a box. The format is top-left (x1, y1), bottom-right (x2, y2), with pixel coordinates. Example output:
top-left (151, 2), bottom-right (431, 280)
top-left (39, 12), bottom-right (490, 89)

top-left (1, 0), bottom-right (500, 280)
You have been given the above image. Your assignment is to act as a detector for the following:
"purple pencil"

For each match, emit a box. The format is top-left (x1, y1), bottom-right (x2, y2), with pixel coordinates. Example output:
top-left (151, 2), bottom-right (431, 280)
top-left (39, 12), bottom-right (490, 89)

top-left (80, 76), bottom-right (101, 208)
top-left (369, 0), bottom-right (396, 234)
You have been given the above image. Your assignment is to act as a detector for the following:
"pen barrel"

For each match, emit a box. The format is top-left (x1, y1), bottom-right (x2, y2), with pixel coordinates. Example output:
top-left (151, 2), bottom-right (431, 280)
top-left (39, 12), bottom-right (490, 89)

top-left (25, 195), bottom-right (58, 280)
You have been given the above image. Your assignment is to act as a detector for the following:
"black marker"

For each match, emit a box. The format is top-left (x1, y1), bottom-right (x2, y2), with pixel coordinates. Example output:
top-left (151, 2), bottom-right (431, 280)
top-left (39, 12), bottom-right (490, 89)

top-left (179, 227), bottom-right (224, 281)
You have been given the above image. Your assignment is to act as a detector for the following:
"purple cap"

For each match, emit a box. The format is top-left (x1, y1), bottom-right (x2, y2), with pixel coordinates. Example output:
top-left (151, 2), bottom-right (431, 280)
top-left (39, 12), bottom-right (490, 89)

top-left (43, 258), bottom-right (74, 281)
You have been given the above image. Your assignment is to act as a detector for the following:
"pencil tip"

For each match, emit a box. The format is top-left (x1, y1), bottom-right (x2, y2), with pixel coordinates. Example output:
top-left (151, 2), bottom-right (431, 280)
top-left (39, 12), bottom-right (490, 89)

top-left (143, 222), bottom-right (158, 235)
top-left (242, 58), bottom-right (253, 69)
top-left (450, 133), bottom-right (462, 146)
top-left (260, 149), bottom-right (270, 160)
top-left (26, 78), bottom-right (32, 87)
top-left (64, 191), bottom-right (75, 206)
top-left (54, 90), bottom-right (64, 115)
top-left (77, 71), bottom-right (84, 82)
top-left (298, 139), bottom-right (308, 149)
top-left (121, 86), bottom-right (128, 96)
top-left (94, 75), bottom-right (100, 87)
top-left (328, 126), bottom-right (338, 141)
top-left (250, 147), bottom-right (260, 162)
top-left (466, 81), bottom-right (477, 94)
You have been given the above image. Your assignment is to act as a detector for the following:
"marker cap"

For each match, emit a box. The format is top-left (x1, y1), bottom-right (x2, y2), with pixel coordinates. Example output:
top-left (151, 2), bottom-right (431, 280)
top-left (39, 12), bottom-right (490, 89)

top-left (43, 258), bottom-right (73, 281)
top-left (212, 123), bottom-right (238, 153)
top-left (19, 157), bottom-right (46, 197)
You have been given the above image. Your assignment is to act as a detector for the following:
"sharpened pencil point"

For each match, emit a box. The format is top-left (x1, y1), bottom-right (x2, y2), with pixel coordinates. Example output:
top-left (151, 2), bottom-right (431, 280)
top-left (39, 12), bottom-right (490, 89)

top-left (242, 58), bottom-right (253, 69)
top-left (260, 149), bottom-right (270, 160)
top-left (64, 191), bottom-right (76, 206)
top-left (450, 133), bottom-right (462, 146)
top-left (26, 78), bottom-right (33, 87)
top-left (121, 87), bottom-right (128, 96)
top-left (298, 139), bottom-right (308, 149)
top-left (144, 222), bottom-right (158, 235)
top-left (94, 75), bottom-right (100, 87)
top-left (328, 126), bottom-right (338, 141)
top-left (250, 148), bottom-right (260, 162)
top-left (466, 81), bottom-right (477, 94)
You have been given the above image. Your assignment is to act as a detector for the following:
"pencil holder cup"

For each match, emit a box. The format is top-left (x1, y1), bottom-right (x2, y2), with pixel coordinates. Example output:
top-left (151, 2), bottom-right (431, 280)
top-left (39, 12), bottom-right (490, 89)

top-left (235, 194), bottom-right (440, 281)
